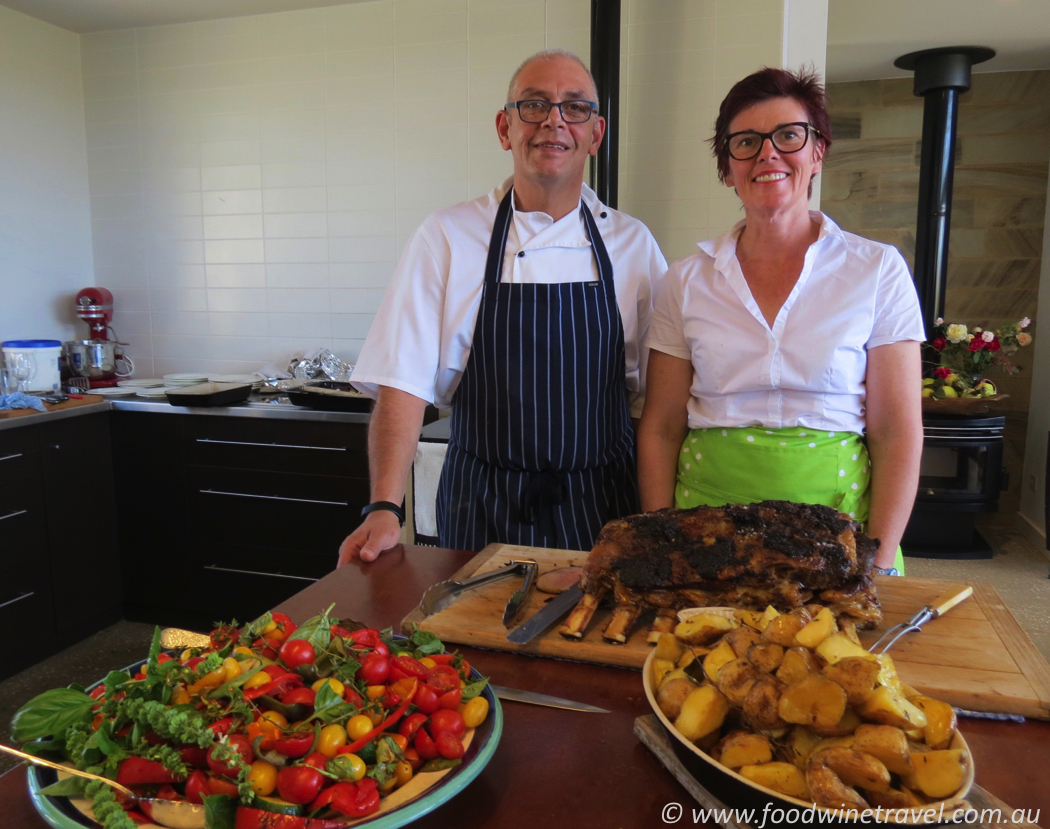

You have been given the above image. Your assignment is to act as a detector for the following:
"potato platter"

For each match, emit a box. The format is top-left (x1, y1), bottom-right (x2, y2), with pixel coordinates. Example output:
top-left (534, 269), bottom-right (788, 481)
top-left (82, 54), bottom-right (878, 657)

top-left (644, 605), bottom-right (974, 825)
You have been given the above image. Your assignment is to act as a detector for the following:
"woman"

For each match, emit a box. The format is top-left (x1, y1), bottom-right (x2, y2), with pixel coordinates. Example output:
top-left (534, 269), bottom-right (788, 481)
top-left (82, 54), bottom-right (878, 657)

top-left (637, 68), bottom-right (924, 575)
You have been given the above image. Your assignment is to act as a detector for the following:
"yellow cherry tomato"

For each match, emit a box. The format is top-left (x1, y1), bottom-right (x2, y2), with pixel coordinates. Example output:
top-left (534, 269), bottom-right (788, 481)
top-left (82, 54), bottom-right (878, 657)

top-left (365, 685), bottom-right (386, 701)
top-left (243, 671), bottom-right (270, 690)
top-left (346, 714), bottom-right (374, 742)
top-left (312, 678), bottom-right (345, 698)
top-left (317, 724), bottom-right (347, 758)
top-left (258, 710), bottom-right (288, 740)
top-left (221, 656), bottom-right (242, 683)
top-left (233, 647), bottom-right (255, 657)
top-left (259, 619), bottom-right (278, 635)
top-left (388, 733), bottom-right (408, 752)
top-left (338, 753), bottom-right (367, 781)
top-left (419, 658), bottom-right (437, 669)
top-left (200, 665), bottom-right (227, 688)
top-left (379, 774), bottom-right (397, 793)
top-left (394, 760), bottom-right (413, 788)
top-left (180, 649), bottom-right (195, 663)
top-left (248, 760), bottom-right (278, 796)
top-left (459, 695), bottom-right (489, 729)
top-left (169, 686), bottom-right (190, 706)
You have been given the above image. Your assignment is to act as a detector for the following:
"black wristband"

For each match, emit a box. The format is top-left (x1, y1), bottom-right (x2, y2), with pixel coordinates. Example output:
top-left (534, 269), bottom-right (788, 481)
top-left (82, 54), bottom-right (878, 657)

top-left (361, 500), bottom-right (405, 526)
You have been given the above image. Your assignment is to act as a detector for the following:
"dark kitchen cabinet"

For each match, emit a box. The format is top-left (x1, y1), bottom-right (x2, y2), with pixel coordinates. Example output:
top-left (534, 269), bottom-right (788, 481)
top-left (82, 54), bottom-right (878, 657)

top-left (114, 412), bottom-right (369, 631)
top-left (0, 413), bottom-right (121, 680)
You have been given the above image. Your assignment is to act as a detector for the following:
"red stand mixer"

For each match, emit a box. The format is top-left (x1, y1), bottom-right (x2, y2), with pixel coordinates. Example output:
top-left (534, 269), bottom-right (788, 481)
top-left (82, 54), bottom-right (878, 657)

top-left (63, 287), bottom-right (133, 388)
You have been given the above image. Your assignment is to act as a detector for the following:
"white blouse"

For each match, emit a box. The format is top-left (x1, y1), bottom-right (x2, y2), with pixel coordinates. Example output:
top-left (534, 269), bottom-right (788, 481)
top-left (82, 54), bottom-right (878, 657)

top-left (647, 212), bottom-right (925, 434)
top-left (351, 178), bottom-right (668, 414)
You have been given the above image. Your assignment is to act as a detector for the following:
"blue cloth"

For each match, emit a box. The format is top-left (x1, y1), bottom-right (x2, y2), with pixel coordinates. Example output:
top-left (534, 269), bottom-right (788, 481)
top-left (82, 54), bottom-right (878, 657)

top-left (0, 392), bottom-right (46, 411)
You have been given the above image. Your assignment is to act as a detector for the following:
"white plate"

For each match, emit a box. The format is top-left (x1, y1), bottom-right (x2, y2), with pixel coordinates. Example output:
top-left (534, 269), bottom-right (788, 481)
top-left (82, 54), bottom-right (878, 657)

top-left (85, 386), bottom-right (138, 397)
top-left (136, 387), bottom-right (179, 397)
top-left (164, 373), bottom-right (209, 382)
top-left (118, 378), bottom-right (165, 388)
top-left (208, 373), bottom-right (261, 384)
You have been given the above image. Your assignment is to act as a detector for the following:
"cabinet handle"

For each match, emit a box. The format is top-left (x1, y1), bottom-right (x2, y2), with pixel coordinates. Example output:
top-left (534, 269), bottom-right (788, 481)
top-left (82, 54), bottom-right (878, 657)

top-left (200, 489), bottom-right (348, 506)
top-left (0, 509), bottom-right (28, 522)
top-left (0, 453), bottom-right (23, 462)
top-left (203, 565), bottom-right (317, 582)
top-left (196, 438), bottom-right (346, 452)
top-left (0, 591), bottom-right (34, 610)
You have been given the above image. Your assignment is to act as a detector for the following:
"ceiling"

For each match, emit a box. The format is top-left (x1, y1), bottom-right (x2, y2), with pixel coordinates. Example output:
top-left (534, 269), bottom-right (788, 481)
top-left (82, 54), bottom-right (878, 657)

top-left (827, 0), bottom-right (1050, 82)
top-left (0, 0), bottom-right (1048, 82)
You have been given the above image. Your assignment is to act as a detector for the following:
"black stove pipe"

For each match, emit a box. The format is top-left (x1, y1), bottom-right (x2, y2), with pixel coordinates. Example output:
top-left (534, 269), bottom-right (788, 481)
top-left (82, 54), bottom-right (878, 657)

top-left (893, 46), bottom-right (994, 337)
top-left (590, 0), bottom-right (621, 207)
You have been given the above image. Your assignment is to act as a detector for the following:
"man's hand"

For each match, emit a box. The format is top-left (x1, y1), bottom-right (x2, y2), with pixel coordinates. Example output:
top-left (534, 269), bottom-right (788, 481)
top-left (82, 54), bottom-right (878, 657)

top-left (337, 511), bottom-right (403, 566)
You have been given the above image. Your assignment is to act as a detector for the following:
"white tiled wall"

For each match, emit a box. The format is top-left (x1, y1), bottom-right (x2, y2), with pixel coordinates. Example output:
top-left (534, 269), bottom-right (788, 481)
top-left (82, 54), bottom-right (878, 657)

top-left (80, 0), bottom-right (783, 376)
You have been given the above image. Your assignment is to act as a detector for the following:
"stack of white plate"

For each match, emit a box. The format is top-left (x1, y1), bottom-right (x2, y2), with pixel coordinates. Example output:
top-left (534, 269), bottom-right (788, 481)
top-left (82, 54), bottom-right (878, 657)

top-left (164, 373), bottom-right (209, 386)
top-left (118, 378), bottom-right (166, 388)
top-left (86, 386), bottom-right (139, 398)
top-left (136, 386), bottom-right (180, 398)
top-left (208, 374), bottom-right (264, 390)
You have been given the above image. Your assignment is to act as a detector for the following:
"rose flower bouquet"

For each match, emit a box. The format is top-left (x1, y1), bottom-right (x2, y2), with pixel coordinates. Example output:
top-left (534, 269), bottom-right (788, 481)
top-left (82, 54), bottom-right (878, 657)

top-left (923, 317), bottom-right (1033, 399)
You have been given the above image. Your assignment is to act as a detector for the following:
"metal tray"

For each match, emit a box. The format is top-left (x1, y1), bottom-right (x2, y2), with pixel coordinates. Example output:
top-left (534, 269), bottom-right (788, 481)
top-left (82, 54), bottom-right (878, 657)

top-left (286, 380), bottom-right (373, 412)
top-left (164, 382), bottom-right (252, 407)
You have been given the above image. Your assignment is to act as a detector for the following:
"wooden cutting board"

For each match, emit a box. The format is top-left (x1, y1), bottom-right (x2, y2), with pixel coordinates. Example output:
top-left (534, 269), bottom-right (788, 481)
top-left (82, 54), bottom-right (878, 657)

top-left (401, 543), bottom-right (1050, 720)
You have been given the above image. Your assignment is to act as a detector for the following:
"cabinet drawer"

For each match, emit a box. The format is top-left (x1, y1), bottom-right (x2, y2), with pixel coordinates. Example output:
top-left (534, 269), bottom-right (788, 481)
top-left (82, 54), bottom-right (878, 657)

top-left (0, 426), bottom-right (39, 486)
top-left (184, 417), bottom-right (368, 477)
top-left (0, 480), bottom-right (48, 551)
top-left (0, 539), bottom-right (57, 679)
top-left (186, 467), bottom-right (368, 554)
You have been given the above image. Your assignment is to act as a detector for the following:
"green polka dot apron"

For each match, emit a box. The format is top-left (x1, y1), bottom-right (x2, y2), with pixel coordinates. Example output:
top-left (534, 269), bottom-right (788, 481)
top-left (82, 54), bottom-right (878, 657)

top-left (675, 426), bottom-right (904, 573)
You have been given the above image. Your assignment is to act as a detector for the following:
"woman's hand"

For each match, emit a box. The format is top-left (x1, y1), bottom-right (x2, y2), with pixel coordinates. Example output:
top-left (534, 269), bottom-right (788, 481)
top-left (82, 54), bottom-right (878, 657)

top-left (864, 341), bottom-right (923, 568)
top-left (637, 350), bottom-right (694, 511)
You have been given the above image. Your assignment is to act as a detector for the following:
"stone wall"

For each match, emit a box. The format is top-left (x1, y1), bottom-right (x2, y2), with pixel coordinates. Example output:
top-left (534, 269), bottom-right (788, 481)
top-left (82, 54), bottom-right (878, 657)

top-left (823, 70), bottom-right (1050, 523)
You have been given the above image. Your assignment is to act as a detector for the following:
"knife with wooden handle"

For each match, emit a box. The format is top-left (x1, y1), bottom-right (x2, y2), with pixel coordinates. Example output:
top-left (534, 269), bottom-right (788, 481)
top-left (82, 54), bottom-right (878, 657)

top-left (871, 583), bottom-right (974, 653)
top-left (930, 584), bottom-right (974, 618)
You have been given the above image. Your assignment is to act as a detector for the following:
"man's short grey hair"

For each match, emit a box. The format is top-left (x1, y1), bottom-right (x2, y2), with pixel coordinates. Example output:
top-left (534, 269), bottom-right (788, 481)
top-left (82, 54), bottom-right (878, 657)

top-left (506, 49), bottom-right (599, 104)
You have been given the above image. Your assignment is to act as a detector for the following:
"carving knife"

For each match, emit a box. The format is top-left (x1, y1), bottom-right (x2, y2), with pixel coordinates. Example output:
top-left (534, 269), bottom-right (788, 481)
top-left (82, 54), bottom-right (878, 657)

top-left (506, 584), bottom-right (583, 645)
top-left (870, 583), bottom-right (974, 653)
top-left (492, 684), bottom-right (609, 713)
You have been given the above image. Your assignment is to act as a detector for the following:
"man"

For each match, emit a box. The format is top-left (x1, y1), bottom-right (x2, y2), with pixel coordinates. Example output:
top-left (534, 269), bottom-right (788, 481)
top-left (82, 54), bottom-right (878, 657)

top-left (338, 49), bottom-right (666, 564)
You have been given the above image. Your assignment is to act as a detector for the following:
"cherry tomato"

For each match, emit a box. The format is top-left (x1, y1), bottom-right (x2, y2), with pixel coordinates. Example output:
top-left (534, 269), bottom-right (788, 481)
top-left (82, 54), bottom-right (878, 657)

top-left (413, 684), bottom-right (440, 715)
top-left (355, 653), bottom-right (390, 686)
top-left (280, 687), bottom-right (317, 707)
top-left (435, 731), bottom-right (464, 759)
top-left (327, 752), bottom-right (366, 781)
top-left (413, 727), bottom-right (438, 760)
top-left (207, 734), bottom-right (254, 778)
top-left (272, 731), bottom-right (315, 758)
top-left (343, 688), bottom-right (364, 708)
top-left (205, 775), bottom-right (239, 797)
top-left (185, 771), bottom-right (209, 804)
top-left (372, 640), bottom-right (390, 658)
top-left (398, 712), bottom-right (429, 743)
top-left (348, 628), bottom-right (381, 649)
top-left (426, 665), bottom-right (461, 692)
top-left (330, 624), bottom-right (353, 639)
top-left (276, 765), bottom-right (325, 805)
top-left (394, 760), bottom-right (413, 787)
top-left (316, 724), bottom-right (347, 758)
top-left (345, 714), bottom-right (373, 742)
top-left (178, 745), bottom-right (209, 769)
top-left (278, 638), bottom-right (315, 669)
top-left (437, 687), bottom-right (462, 710)
top-left (262, 664), bottom-right (289, 681)
top-left (459, 695), bottom-right (489, 728)
top-left (429, 709), bottom-right (466, 739)
top-left (311, 677), bottom-right (345, 698)
top-left (271, 612), bottom-right (294, 627)
top-left (403, 747), bottom-right (423, 772)
top-left (247, 760), bottom-right (277, 796)
top-left (302, 751), bottom-right (328, 770)
top-left (391, 656), bottom-right (429, 680)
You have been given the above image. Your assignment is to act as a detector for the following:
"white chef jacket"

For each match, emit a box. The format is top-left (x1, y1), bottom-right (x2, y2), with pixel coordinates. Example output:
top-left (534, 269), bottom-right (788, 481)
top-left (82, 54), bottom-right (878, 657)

top-left (351, 178), bottom-right (668, 417)
top-left (647, 212), bottom-right (925, 434)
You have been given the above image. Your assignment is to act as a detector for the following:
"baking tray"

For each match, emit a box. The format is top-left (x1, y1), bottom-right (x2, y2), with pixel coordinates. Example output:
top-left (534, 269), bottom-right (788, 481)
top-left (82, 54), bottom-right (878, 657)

top-left (286, 381), bottom-right (373, 412)
top-left (165, 382), bottom-right (252, 407)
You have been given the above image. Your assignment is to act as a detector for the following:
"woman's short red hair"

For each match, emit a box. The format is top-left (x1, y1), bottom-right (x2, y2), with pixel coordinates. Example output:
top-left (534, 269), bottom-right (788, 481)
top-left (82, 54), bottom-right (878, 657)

top-left (710, 67), bottom-right (833, 184)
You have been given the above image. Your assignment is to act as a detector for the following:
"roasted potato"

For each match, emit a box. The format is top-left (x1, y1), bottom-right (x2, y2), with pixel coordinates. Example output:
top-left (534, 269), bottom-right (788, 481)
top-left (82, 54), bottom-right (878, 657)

top-left (794, 607), bottom-right (837, 649)
top-left (810, 705), bottom-right (862, 738)
top-left (715, 657), bottom-right (763, 706)
top-left (735, 609), bottom-right (768, 632)
top-left (724, 626), bottom-right (763, 657)
top-left (910, 695), bottom-right (958, 750)
top-left (747, 642), bottom-right (785, 673)
top-left (811, 746), bottom-right (891, 793)
top-left (675, 684), bottom-right (730, 742)
top-left (859, 687), bottom-right (928, 730)
top-left (703, 640), bottom-right (739, 683)
top-left (653, 632), bottom-right (685, 663)
top-left (675, 613), bottom-right (737, 645)
top-left (823, 656), bottom-right (880, 708)
top-left (852, 723), bottom-right (913, 775)
top-left (776, 647), bottom-right (821, 686)
top-left (740, 762), bottom-right (809, 799)
top-left (864, 787), bottom-right (927, 809)
top-left (778, 675), bottom-right (848, 730)
top-left (717, 730), bottom-right (772, 769)
top-left (816, 633), bottom-right (877, 666)
top-left (901, 750), bottom-right (969, 800)
top-left (762, 610), bottom-right (811, 646)
top-left (657, 677), bottom-right (699, 721)
top-left (781, 725), bottom-right (823, 768)
top-left (650, 658), bottom-right (675, 691)
top-left (742, 674), bottom-right (787, 732)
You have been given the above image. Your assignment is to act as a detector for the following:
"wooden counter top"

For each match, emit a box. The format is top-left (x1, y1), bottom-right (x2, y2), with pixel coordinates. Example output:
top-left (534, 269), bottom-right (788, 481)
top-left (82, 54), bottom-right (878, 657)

top-left (3, 545), bottom-right (1049, 828)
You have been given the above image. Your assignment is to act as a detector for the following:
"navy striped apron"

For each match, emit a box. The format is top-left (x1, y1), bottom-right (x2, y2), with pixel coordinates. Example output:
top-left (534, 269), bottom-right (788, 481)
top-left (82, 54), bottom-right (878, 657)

top-left (436, 188), bottom-right (638, 551)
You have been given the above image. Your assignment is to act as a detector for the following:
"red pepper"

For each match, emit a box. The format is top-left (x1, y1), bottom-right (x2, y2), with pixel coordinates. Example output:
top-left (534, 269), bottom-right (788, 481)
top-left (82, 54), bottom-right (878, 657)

top-left (206, 717), bottom-right (237, 737)
top-left (233, 807), bottom-right (348, 829)
top-left (243, 673), bottom-right (303, 701)
top-left (178, 745), bottom-right (209, 769)
top-left (271, 731), bottom-right (315, 758)
top-left (116, 756), bottom-right (182, 786)
top-left (336, 694), bottom-right (415, 757)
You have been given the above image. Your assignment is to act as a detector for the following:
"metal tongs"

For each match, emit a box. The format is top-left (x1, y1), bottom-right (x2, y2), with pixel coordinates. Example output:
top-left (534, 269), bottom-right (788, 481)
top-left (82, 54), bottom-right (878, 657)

top-left (419, 558), bottom-right (538, 618)
top-left (870, 583), bottom-right (974, 654)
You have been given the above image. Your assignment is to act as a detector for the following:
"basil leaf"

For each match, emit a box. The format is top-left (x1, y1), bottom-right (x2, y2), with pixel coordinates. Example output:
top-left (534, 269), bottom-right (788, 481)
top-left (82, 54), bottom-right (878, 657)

top-left (94, 721), bottom-right (119, 756)
top-left (460, 677), bottom-right (488, 702)
top-left (410, 630), bottom-right (444, 657)
top-left (244, 611), bottom-right (273, 639)
top-left (146, 626), bottom-right (163, 667)
top-left (202, 793), bottom-right (238, 829)
top-left (21, 738), bottom-right (68, 760)
top-left (287, 605), bottom-right (335, 651)
top-left (104, 670), bottom-right (131, 693)
top-left (38, 777), bottom-right (88, 798)
top-left (207, 664), bottom-right (264, 699)
top-left (10, 688), bottom-right (96, 742)
top-left (419, 757), bottom-right (462, 773)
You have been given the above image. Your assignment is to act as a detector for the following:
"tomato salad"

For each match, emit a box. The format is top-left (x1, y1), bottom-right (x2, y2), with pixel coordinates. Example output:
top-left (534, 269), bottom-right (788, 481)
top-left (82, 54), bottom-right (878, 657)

top-left (10, 607), bottom-right (490, 829)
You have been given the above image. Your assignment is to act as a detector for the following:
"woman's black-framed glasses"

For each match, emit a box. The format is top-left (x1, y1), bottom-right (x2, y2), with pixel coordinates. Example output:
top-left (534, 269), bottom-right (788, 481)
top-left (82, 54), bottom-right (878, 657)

top-left (506, 99), bottom-right (599, 123)
top-left (726, 123), bottom-right (822, 160)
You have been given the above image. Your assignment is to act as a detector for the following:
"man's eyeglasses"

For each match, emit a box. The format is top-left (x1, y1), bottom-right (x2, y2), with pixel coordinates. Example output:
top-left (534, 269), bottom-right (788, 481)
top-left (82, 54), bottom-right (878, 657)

top-left (506, 99), bottom-right (599, 124)
top-left (725, 123), bottom-right (822, 160)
